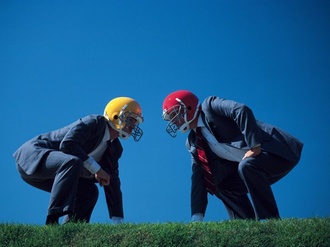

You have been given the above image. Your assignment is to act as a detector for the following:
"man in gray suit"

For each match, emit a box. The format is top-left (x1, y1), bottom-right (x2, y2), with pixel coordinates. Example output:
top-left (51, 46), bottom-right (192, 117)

top-left (162, 90), bottom-right (303, 221)
top-left (14, 97), bottom-right (144, 225)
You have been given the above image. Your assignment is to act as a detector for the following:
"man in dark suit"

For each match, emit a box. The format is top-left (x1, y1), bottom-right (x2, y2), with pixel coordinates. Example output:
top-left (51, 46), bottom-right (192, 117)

top-left (162, 90), bottom-right (303, 221)
top-left (13, 97), bottom-right (144, 225)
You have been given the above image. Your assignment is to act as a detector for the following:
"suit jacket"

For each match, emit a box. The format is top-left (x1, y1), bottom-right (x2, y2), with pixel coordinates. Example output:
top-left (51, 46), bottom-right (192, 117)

top-left (186, 96), bottom-right (304, 215)
top-left (13, 114), bottom-right (124, 218)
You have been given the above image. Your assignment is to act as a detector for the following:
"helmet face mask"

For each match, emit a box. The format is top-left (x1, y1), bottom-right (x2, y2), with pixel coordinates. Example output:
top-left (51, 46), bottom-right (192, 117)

top-left (104, 97), bottom-right (144, 142)
top-left (163, 104), bottom-right (184, 137)
top-left (118, 110), bottom-right (143, 142)
top-left (163, 104), bottom-right (190, 137)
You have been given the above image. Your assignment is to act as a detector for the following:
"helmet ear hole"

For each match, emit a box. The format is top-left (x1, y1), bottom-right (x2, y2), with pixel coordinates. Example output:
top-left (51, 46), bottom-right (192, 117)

top-left (113, 115), bottom-right (119, 120)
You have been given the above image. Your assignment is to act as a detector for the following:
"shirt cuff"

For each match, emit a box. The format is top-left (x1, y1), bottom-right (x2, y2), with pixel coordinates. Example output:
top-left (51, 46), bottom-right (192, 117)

top-left (191, 213), bottom-right (204, 222)
top-left (112, 216), bottom-right (124, 224)
top-left (83, 157), bottom-right (101, 174)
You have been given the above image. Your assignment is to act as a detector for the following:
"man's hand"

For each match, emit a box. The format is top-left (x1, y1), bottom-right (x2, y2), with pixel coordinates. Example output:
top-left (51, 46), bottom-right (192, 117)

top-left (191, 213), bottom-right (203, 222)
top-left (95, 168), bottom-right (110, 186)
top-left (243, 146), bottom-right (262, 160)
top-left (112, 216), bottom-right (123, 224)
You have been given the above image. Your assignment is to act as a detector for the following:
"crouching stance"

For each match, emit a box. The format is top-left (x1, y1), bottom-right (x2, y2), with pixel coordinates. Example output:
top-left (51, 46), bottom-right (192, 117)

top-left (162, 90), bottom-right (303, 221)
top-left (14, 97), bottom-right (143, 225)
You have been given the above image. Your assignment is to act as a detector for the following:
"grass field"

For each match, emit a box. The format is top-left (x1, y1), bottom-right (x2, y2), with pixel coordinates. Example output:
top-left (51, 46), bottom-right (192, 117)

top-left (1, 218), bottom-right (329, 247)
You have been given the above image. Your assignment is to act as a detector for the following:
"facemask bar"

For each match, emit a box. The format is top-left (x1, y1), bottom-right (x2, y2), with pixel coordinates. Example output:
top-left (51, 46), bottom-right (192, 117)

top-left (162, 104), bottom-right (186, 138)
top-left (165, 122), bottom-right (178, 138)
top-left (118, 109), bottom-right (144, 142)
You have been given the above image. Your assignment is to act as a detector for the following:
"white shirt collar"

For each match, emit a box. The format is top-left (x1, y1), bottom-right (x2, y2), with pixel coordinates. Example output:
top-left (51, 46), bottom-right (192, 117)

top-left (194, 113), bottom-right (247, 162)
top-left (104, 122), bottom-right (112, 142)
top-left (196, 114), bottom-right (205, 129)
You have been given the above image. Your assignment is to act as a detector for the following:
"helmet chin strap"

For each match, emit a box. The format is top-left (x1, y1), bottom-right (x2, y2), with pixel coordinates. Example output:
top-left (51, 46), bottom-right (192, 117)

top-left (178, 102), bottom-right (200, 133)
top-left (118, 130), bottom-right (130, 139)
top-left (107, 119), bottom-right (131, 139)
top-left (179, 122), bottom-right (190, 133)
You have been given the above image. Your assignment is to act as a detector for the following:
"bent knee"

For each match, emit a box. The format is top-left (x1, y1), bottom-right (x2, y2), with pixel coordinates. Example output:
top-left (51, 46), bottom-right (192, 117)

top-left (62, 156), bottom-right (84, 172)
top-left (238, 159), bottom-right (254, 177)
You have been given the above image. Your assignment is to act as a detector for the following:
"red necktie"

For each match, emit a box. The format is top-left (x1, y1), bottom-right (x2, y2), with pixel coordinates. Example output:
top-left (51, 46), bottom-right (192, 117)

top-left (196, 127), bottom-right (217, 195)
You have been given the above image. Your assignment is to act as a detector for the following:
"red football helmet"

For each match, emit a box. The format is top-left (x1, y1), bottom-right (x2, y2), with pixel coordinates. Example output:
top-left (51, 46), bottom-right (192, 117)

top-left (162, 90), bottom-right (200, 137)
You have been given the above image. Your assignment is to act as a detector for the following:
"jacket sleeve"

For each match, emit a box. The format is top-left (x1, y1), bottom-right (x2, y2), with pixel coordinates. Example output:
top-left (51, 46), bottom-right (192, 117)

top-left (186, 132), bottom-right (208, 217)
top-left (191, 156), bottom-right (208, 216)
top-left (59, 115), bottom-right (104, 162)
top-left (207, 96), bottom-right (263, 149)
top-left (99, 139), bottom-right (124, 219)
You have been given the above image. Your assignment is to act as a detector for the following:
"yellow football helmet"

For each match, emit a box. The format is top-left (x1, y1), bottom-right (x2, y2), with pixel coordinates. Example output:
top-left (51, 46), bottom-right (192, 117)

top-left (104, 97), bottom-right (144, 141)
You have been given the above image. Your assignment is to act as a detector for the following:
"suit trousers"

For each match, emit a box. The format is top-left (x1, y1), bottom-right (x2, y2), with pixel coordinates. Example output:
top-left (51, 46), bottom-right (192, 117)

top-left (214, 171), bottom-right (255, 220)
top-left (17, 151), bottom-right (99, 223)
top-left (238, 151), bottom-right (297, 220)
top-left (214, 152), bottom-right (297, 220)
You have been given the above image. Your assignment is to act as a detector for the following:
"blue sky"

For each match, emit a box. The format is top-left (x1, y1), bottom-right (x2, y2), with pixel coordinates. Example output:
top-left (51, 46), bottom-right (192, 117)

top-left (1, 0), bottom-right (329, 225)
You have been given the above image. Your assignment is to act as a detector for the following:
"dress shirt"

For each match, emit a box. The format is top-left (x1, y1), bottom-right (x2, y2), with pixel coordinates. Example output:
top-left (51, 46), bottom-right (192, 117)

top-left (196, 116), bottom-right (248, 162)
top-left (83, 124), bottom-right (111, 173)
